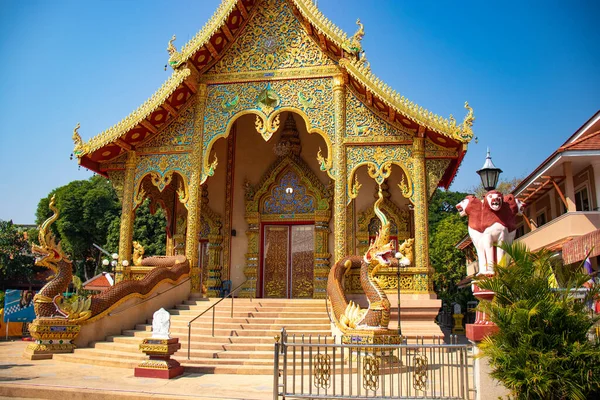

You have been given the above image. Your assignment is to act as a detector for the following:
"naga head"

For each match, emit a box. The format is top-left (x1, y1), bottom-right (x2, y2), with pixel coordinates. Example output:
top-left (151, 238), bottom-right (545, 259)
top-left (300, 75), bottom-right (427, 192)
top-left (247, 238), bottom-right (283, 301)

top-left (364, 186), bottom-right (394, 266)
top-left (485, 190), bottom-right (503, 212)
top-left (31, 195), bottom-right (69, 271)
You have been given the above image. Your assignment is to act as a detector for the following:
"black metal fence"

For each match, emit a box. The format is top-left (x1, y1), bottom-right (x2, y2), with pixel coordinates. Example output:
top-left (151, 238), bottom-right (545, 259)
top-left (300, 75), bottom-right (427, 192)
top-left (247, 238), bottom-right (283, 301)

top-left (273, 329), bottom-right (473, 399)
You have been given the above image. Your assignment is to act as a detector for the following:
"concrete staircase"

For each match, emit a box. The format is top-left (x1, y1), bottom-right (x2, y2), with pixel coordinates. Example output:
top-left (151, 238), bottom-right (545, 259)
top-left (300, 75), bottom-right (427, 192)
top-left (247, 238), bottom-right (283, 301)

top-left (53, 295), bottom-right (332, 374)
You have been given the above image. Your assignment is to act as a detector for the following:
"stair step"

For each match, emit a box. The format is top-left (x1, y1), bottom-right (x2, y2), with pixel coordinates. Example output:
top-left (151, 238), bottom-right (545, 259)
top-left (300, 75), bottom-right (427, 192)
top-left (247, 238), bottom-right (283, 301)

top-left (56, 296), bottom-right (332, 374)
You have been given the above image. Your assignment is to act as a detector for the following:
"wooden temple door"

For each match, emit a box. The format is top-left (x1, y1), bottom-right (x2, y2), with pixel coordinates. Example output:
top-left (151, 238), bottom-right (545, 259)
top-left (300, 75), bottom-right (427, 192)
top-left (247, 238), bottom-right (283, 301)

top-left (262, 224), bottom-right (314, 298)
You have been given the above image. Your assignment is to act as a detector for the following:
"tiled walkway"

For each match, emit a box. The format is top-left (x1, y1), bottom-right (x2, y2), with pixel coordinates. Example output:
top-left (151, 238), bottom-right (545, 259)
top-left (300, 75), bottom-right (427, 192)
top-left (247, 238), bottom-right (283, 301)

top-left (0, 341), bottom-right (273, 400)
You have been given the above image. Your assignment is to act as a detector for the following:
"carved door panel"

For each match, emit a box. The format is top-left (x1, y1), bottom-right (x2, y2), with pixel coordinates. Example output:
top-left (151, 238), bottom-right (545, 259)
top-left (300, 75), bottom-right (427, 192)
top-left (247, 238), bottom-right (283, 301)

top-left (290, 225), bottom-right (314, 298)
top-left (262, 224), bottom-right (315, 298)
top-left (263, 226), bottom-right (289, 298)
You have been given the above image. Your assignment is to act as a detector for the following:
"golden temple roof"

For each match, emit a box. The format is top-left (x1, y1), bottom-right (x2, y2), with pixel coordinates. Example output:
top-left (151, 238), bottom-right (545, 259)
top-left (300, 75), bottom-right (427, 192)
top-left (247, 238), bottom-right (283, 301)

top-left (340, 58), bottom-right (474, 142)
top-left (75, 0), bottom-right (473, 161)
top-left (75, 68), bottom-right (191, 158)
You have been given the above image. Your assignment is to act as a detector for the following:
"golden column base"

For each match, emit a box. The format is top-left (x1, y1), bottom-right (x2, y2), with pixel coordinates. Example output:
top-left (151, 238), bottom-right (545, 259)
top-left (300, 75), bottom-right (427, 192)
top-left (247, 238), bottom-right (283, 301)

top-left (135, 338), bottom-right (183, 379)
top-left (452, 314), bottom-right (465, 334)
top-left (341, 329), bottom-right (404, 367)
top-left (23, 318), bottom-right (81, 360)
top-left (341, 328), bottom-right (403, 345)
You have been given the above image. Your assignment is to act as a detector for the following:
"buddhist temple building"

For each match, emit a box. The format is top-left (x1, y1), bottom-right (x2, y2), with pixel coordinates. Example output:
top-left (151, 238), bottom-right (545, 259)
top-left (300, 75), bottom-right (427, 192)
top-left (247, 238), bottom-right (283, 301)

top-left (72, 0), bottom-right (474, 303)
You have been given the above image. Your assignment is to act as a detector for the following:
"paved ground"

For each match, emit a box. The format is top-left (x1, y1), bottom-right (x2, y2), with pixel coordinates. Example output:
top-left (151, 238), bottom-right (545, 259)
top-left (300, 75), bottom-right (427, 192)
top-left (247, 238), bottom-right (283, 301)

top-left (0, 340), bottom-right (274, 400)
top-left (0, 330), bottom-right (470, 399)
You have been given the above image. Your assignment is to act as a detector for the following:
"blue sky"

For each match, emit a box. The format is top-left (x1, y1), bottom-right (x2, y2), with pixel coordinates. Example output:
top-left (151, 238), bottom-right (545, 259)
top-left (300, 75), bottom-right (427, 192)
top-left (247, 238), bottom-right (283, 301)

top-left (0, 0), bottom-right (598, 224)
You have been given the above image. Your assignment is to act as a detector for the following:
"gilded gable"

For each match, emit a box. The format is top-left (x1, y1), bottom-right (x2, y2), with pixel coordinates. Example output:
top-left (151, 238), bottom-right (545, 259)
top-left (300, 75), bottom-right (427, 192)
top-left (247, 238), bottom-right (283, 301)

top-left (209, 0), bottom-right (334, 74)
top-left (346, 88), bottom-right (413, 142)
top-left (141, 106), bottom-right (195, 150)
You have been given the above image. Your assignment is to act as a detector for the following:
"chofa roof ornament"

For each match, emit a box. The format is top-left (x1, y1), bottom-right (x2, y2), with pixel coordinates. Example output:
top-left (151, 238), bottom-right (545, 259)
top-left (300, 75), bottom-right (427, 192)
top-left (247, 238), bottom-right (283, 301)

top-left (344, 18), bottom-right (364, 55)
top-left (167, 35), bottom-right (183, 69)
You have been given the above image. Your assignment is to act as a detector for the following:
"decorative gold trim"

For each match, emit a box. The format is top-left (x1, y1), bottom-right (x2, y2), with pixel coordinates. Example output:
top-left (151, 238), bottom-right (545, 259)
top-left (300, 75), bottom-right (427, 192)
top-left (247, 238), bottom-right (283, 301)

top-left (346, 146), bottom-right (415, 203)
top-left (243, 155), bottom-right (331, 298)
top-left (202, 106), bottom-right (334, 182)
top-left (201, 65), bottom-right (341, 84)
top-left (176, 0), bottom-right (239, 68)
top-left (340, 58), bottom-right (474, 142)
top-left (75, 68), bottom-right (191, 157)
top-left (291, 0), bottom-right (351, 53)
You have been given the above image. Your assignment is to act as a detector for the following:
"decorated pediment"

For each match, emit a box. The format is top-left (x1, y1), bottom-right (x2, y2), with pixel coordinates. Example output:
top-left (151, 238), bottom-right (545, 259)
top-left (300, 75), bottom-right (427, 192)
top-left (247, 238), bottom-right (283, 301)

top-left (245, 155), bottom-right (330, 215)
top-left (141, 105), bottom-right (195, 150)
top-left (208, 0), bottom-right (334, 74)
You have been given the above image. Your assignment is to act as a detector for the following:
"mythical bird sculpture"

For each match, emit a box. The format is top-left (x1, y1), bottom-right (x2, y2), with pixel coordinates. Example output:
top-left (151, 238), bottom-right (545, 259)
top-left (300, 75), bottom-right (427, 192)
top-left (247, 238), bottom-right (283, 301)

top-left (327, 186), bottom-right (400, 337)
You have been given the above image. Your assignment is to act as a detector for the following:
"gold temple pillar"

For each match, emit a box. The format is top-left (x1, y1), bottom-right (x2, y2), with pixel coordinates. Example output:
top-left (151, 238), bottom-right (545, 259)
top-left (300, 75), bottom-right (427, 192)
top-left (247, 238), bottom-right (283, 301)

top-left (412, 134), bottom-right (432, 290)
top-left (117, 151), bottom-right (137, 283)
top-left (185, 84), bottom-right (207, 292)
top-left (332, 75), bottom-right (347, 263)
top-left (205, 234), bottom-right (223, 297)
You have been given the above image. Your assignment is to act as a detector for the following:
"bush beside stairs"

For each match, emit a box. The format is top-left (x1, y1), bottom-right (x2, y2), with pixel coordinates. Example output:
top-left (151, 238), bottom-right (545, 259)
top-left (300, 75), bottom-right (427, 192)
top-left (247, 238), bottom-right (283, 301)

top-left (53, 295), bottom-right (332, 375)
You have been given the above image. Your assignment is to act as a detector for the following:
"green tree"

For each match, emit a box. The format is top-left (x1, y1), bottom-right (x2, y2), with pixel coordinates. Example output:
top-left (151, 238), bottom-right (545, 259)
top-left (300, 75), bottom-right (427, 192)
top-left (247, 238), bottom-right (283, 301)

top-left (105, 199), bottom-right (167, 258)
top-left (0, 220), bottom-right (37, 289)
top-left (36, 176), bottom-right (121, 280)
top-left (468, 176), bottom-right (522, 199)
top-left (34, 177), bottom-right (171, 280)
top-left (427, 188), bottom-right (471, 306)
top-left (428, 188), bottom-right (467, 233)
top-left (429, 213), bottom-right (468, 304)
top-left (478, 242), bottom-right (600, 399)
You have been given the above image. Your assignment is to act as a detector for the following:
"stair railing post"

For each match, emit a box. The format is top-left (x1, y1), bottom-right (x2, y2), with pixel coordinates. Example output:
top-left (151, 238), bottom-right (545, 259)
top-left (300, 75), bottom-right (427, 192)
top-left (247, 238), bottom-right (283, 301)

top-left (273, 333), bottom-right (281, 400)
top-left (231, 295), bottom-right (234, 318)
top-left (187, 322), bottom-right (191, 360)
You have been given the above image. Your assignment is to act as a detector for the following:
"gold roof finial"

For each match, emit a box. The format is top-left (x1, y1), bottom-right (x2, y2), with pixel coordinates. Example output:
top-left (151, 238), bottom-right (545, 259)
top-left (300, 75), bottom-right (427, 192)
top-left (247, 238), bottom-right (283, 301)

top-left (72, 122), bottom-right (88, 158)
top-left (167, 35), bottom-right (182, 69)
top-left (167, 35), bottom-right (177, 56)
top-left (460, 102), bottom-right (475, 139)
top-left (345, 18), bottom-right (365, 54)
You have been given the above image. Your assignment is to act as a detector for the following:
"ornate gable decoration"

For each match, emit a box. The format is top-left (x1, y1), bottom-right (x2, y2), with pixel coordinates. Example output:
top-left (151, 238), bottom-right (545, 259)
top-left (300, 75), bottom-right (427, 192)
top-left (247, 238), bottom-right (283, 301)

top-left (263, 170), bottom-right (315, 214)
top-left (346, 88), bottom-right (413, 142)
top-left (141, 106), bottom-right (195, 150)
top-left (245, 155), bottom-right (330, 216)
top-left (210, 0), bottom-right (334, 74)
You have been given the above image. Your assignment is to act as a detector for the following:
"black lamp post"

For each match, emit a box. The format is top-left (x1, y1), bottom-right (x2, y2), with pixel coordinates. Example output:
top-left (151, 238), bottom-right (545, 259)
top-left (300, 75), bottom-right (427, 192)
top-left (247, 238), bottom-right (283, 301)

top-left (476, 148), bottom-right (502, 191)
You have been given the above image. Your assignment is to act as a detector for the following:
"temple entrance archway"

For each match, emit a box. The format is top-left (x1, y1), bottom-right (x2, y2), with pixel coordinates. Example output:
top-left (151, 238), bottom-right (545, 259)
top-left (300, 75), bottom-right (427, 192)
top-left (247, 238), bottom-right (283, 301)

top-left (238, 112), bottom-right (332, 298)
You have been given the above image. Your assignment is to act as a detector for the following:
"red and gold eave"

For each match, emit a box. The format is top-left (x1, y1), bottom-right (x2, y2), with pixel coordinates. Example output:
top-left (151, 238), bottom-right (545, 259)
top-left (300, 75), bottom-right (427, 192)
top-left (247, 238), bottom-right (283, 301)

top-left (76, 0), bottom-right (470, 189)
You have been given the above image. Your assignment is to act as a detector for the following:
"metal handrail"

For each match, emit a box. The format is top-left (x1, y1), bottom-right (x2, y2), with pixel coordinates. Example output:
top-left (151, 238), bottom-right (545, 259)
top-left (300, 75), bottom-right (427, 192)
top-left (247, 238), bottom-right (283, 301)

top-left (187, 279), bottom-right (248, 359)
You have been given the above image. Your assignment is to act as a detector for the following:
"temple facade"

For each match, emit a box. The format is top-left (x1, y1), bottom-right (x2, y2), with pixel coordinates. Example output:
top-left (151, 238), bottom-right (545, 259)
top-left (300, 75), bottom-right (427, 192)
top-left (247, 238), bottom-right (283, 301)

top-left (73, 0), bottom-right (473, 300)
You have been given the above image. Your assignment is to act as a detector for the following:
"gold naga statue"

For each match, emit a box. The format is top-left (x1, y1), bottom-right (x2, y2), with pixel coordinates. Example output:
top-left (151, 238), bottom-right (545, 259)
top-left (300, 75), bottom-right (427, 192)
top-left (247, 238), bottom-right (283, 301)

top-left (25, 197), bottom-right (190, 359)
top-left (327, 185), bottom-right (409, 344)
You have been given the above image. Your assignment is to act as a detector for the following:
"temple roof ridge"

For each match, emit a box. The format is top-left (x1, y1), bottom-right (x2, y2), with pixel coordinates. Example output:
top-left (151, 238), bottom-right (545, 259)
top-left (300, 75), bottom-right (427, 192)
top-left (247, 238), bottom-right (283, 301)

top-left (75, 68), bottom-right (191, 157)
top-left (73, 0), bottom-right (473, 167)
top-left (170, 0), bottom-right (351, 69)
top-left (174, 0), bottom-right (239, 68)
top-left (340, 57), bottom-right (474, 142)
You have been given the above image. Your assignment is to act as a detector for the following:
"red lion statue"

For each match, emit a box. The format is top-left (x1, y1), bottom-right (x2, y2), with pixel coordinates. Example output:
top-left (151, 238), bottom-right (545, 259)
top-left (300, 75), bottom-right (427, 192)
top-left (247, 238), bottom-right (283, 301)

top-left (456, 191), bottom-right (524, 275)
